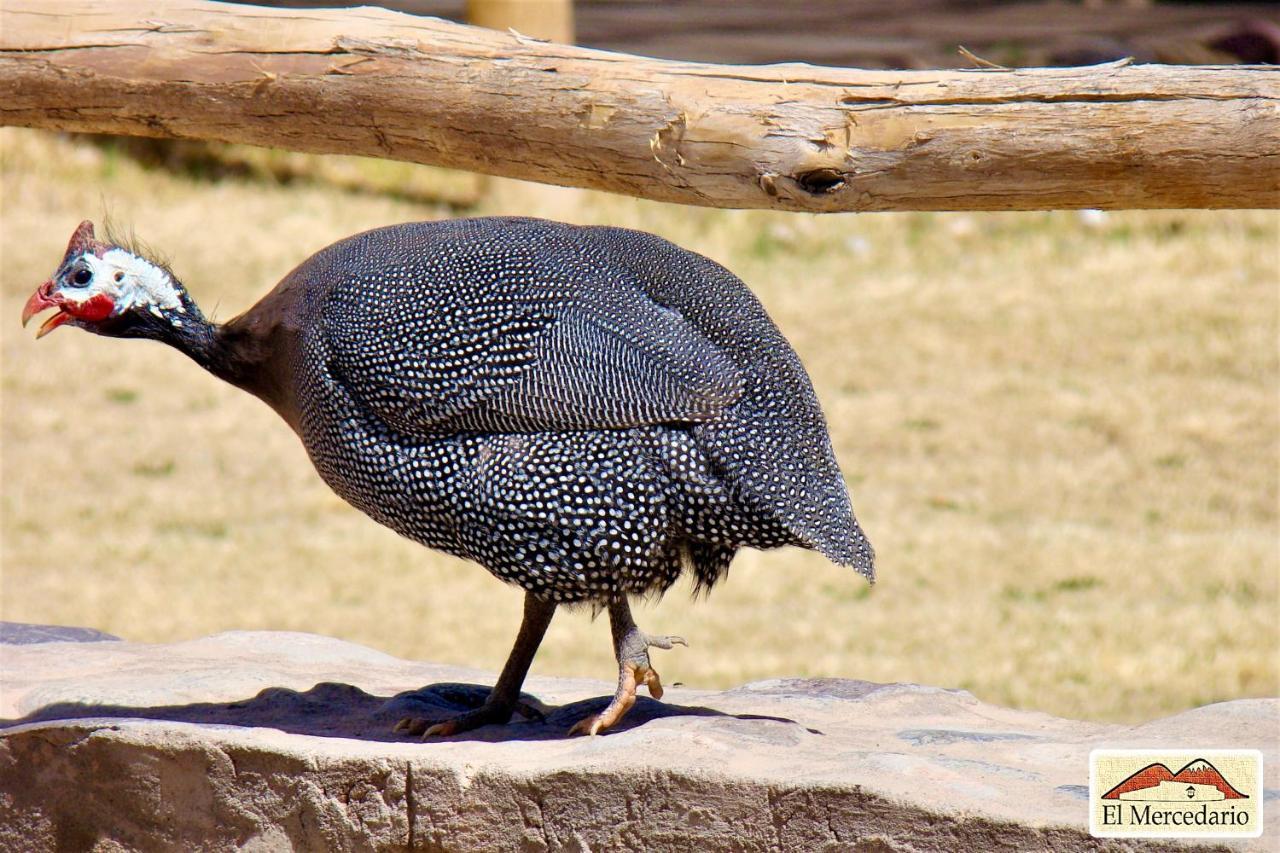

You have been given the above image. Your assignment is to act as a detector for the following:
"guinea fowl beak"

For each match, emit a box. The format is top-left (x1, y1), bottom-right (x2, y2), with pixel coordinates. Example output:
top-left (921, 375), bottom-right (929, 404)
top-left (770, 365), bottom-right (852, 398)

top-left (22, 281), bottom-right (69, 339)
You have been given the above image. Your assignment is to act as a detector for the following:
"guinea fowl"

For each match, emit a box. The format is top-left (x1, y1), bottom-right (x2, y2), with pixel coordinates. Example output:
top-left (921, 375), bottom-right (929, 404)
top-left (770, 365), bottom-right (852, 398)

top-left (23, 218), bottom-right (875, 736)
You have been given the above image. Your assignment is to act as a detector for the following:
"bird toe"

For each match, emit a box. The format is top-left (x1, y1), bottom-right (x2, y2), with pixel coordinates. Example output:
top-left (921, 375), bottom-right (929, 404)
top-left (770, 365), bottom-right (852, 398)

top-left (393, 716), bottom-right (430, 736)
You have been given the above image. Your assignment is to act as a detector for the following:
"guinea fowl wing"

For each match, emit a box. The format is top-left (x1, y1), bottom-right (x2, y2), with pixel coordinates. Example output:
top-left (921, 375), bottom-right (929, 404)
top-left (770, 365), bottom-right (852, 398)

top-left (320, 234), bottom-right (743, 436)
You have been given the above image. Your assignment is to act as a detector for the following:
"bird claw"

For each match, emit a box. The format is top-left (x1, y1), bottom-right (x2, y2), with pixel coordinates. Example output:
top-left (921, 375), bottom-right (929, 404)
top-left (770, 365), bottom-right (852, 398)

top-left (645, 634), bottom-right (687, 651)
top-left (568, 631), bottom-right (683, 736)
top-left (393, 715), bottom-right (463, 738)
top-left (393, 715), bottom-right (430, 736)
top-left (569, 662), bottom-right (640, 737)
top-left (422, 719), bottom-right (460, 739)
top-left (567, 713), bottom-right (605, 737)
top-left (641, 663), bottom-right (665, 700)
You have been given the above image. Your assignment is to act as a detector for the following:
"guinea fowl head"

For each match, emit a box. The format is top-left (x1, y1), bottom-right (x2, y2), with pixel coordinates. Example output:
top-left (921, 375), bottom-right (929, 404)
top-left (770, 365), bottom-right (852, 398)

top-left (22, 220), bottom-right (206, 345)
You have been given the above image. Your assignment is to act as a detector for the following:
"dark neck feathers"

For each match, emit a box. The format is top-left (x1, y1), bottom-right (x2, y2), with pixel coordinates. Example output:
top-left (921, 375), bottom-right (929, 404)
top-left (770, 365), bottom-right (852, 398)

top-left (147, 287), bottom-right (295, 427)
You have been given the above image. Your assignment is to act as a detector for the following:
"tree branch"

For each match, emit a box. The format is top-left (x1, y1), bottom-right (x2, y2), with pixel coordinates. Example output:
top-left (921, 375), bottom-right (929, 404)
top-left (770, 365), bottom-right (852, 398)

top-left (2, 0), bottom-right (1277, 211)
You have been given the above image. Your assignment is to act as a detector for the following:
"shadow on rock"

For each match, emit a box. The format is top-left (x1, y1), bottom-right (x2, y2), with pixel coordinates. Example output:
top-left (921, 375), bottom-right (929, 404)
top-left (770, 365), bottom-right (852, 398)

top-left (0, 682), bottom-right (818, 743)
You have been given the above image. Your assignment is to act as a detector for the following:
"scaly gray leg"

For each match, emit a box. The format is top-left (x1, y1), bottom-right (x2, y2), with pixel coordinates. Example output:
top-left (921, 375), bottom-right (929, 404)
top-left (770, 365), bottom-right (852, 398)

top-left (395, 591), bottom-right (556, 738)
top-left (568, 596), bottom-right (686, 736)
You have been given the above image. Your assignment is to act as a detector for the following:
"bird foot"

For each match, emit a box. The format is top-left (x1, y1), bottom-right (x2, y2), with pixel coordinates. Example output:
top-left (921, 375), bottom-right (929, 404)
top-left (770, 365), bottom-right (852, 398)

top-left (394, 695), bottom-right (546, 739)
top-left (569, 629), bottom-right (686, 736)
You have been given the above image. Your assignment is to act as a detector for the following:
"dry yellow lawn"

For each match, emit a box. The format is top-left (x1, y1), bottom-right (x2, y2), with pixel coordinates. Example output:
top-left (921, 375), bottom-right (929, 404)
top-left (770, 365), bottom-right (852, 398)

top-left (2, 128), bottom-right (1276, 723)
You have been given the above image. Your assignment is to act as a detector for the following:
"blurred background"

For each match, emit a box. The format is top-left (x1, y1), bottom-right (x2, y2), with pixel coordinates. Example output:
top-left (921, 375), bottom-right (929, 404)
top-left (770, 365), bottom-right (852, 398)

top-left (252, 0), bottom-right (1280, 67)
top-left (1, 0), bottom-right (1276, 724)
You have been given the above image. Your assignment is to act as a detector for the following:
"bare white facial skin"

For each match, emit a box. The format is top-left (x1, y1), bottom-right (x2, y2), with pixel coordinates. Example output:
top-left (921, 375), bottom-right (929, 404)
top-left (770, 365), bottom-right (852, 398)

top-left (63, 249), bottom-right (186, 320)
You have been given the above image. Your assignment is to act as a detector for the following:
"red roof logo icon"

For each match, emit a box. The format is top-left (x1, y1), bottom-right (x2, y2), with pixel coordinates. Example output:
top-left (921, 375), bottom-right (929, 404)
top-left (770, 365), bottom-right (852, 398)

top-left (1102, 759), bottom-right (1248, 800)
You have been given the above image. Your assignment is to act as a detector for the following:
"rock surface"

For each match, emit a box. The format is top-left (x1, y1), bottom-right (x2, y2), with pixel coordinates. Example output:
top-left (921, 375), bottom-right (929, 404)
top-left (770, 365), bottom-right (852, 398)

top-left (1, 629), bottom-right (1275, 851)
top-left (0, 620), bottom-right (120, 645)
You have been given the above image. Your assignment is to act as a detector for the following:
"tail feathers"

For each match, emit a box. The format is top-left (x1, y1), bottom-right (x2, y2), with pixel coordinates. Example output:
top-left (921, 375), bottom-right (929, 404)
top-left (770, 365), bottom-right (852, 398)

top-left (786, 489), bottom-right (876, 583)
top-left (810, 516), bottom-right (876, 583)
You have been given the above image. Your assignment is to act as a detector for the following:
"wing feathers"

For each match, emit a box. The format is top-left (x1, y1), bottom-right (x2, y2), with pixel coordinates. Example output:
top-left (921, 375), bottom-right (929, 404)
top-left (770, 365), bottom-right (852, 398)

top-left (327, 272), bottom-right (741, 436)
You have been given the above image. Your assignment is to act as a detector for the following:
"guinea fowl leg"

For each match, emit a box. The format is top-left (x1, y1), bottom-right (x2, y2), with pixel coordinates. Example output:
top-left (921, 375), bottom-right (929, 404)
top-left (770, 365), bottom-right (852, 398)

top-left (568, 597), bottom-right (686, 736)
top-left (394, 592), bottom-right (556, 738)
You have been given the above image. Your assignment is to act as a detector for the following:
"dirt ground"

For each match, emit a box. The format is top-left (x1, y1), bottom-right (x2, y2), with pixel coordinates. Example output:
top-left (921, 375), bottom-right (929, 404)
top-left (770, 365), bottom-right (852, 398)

top-left (1, 128), bottom-right (1276, 723)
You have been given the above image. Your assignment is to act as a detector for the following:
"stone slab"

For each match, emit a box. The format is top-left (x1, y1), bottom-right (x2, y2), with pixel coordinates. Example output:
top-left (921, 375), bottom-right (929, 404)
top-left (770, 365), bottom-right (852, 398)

top-left (1, 631), bottom-right (1275, 851)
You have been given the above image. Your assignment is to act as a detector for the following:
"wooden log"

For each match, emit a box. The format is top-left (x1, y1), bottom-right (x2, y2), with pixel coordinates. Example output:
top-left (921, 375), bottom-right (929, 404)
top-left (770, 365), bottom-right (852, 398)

top-left (1, 0), bottom-right (1277, 211)
top-left (466, 0), bottom-right (576, 209)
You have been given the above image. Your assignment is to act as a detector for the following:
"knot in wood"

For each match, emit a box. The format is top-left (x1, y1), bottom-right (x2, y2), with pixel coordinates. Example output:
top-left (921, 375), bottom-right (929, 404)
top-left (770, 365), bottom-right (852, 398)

top-left (795, 168), bottom-right (846, 195)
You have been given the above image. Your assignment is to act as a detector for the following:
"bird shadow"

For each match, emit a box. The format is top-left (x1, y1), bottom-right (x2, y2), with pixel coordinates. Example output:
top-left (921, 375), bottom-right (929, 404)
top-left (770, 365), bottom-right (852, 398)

top-left (0, 681), bottom-right (820, 743)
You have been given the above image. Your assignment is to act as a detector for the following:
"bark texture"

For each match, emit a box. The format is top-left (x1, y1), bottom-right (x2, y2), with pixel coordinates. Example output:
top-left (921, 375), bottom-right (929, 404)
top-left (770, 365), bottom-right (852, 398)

top-left (1, 0), bottom-right (1277, 211)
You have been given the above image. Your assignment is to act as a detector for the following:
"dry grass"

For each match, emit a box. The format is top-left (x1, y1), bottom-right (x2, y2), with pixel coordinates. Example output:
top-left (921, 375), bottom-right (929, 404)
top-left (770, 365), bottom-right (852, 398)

top-left (2, 128), bottom-right (1276, 722)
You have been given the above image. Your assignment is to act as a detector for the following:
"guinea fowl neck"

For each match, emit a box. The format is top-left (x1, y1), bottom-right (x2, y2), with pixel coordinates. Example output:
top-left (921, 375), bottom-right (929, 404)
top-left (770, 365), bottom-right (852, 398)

top-left (159, 293), bottom-right (280, 410)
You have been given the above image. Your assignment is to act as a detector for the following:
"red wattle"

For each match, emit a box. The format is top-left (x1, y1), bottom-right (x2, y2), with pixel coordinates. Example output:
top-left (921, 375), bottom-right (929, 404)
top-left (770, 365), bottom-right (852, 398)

top-left (67, 293), bottom-right (116, 323)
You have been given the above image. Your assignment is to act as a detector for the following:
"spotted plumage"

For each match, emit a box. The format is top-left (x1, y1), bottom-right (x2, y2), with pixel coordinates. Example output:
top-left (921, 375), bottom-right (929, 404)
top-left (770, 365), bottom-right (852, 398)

top-left (289, 218), bottom-right (872, 599)
top-left (25, 216), bottom-right (874, 736)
